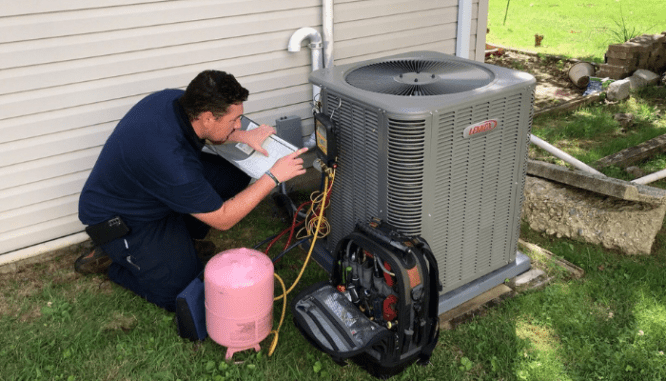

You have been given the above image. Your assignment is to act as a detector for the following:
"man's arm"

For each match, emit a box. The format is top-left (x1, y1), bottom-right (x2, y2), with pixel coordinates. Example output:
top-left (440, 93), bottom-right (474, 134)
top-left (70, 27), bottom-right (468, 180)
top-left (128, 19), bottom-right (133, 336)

top-left (192, 147), bottom-right (308, 231)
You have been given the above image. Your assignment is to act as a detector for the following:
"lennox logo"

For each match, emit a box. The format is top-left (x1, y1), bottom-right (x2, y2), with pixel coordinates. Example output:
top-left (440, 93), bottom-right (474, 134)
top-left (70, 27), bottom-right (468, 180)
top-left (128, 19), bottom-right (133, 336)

top-left (463, 119), bottom-right (498, 138)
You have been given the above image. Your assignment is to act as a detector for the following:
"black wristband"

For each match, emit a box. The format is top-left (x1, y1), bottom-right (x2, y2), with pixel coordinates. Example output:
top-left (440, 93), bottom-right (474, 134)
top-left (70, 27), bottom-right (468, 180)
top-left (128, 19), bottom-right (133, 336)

top-left (265, 170), bottom-right (280, 187)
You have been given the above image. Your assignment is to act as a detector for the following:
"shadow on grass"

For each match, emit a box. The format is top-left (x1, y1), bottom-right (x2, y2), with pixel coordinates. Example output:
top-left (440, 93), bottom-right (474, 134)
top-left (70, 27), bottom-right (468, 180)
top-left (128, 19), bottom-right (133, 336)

top-left (517, 219), bottom-right (666, 380)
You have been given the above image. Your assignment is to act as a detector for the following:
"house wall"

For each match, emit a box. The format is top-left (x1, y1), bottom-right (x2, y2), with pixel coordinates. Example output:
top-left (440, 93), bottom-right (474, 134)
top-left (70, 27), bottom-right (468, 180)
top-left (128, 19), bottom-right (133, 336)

top-left (0, 0), bottom-right (488, 258)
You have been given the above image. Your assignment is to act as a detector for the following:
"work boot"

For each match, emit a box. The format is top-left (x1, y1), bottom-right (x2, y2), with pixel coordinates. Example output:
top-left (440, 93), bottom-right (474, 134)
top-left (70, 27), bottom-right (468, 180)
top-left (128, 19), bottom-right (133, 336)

top-left (194, 240), bottom-right (218, 264)
top-left (74, 247), bottom-right (112, 275)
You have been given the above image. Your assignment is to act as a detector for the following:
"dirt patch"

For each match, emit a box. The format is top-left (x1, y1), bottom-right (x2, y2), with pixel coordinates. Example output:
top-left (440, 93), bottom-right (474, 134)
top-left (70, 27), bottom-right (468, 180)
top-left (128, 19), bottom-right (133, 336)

top-left (485, 50), bottom-right (587, 112)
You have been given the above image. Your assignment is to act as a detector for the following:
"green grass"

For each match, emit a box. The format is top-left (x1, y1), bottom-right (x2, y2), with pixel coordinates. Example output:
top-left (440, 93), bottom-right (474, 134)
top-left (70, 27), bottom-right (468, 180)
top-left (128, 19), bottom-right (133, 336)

top-left (531, 86), bottom-right (666, 181)
top-left (3, 194), bottom-right (666, 380)
top-left (488, 0), bottom-right (666, 61)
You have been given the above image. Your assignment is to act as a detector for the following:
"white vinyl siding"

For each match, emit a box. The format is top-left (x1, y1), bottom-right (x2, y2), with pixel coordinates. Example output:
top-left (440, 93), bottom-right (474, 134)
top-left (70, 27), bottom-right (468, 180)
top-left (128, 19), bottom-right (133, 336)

top-left (335, 0), bottom-right (487, 64)
top-left (0, 0), bottom-right (487, 258)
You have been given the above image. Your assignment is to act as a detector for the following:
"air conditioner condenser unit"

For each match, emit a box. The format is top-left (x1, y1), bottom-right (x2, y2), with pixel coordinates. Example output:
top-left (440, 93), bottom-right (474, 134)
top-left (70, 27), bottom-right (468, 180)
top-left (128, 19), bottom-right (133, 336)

top-left (310, 51), bottom-right (536, 296)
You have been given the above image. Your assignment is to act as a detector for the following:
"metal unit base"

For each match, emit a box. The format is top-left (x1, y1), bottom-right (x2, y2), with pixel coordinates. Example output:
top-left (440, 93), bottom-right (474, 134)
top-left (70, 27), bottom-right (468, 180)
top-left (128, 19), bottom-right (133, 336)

top-left (310, 241), bottom-right (531, 315)
top-left (437, 252), bottom-right (530, 315)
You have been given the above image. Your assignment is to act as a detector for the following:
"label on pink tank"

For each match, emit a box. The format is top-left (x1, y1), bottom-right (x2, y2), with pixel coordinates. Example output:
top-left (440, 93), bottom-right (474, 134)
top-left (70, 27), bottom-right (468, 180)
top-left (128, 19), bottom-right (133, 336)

top-left (228, 309), bottom-right (273, 344)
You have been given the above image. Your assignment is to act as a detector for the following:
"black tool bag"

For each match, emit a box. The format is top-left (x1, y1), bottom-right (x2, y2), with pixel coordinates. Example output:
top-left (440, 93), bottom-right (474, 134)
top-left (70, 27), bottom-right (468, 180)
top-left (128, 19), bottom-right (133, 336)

top-left (291, 218), bottom-right (442, 379)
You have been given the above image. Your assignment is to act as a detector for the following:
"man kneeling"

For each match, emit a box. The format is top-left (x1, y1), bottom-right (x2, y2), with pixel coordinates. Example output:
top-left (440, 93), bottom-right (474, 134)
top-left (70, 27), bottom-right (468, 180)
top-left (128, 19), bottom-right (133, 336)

top-left (77, 70), bottom-right (307, 311)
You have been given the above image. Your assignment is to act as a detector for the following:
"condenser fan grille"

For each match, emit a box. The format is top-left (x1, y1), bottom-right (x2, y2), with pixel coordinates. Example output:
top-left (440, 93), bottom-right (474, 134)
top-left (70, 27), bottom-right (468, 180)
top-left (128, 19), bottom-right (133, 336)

top-left (345, 59), bottom-right (495, 96)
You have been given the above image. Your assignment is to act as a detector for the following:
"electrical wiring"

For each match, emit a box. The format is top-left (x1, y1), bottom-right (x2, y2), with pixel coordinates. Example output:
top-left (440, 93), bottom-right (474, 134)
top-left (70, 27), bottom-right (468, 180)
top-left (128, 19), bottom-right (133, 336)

top-left (274, 166), bottom-right (335, 301)
top-left (269, 164), bottom-right (336, 356)
top-left (281, 200), bottom-right (312, 252)
top-left (263, 200), bottom-right (311, 258)
top-left (272, 237), bottom-right (310, 264)
top-left (252, 231), bottom-right (282, 250)
top-left (296, 169), bottom-right (335, 240)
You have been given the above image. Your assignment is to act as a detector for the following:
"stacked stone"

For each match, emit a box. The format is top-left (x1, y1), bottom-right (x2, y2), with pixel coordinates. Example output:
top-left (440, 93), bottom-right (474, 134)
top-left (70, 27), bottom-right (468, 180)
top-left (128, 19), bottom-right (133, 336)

top-left (597, 32), bottom-right (666, 79)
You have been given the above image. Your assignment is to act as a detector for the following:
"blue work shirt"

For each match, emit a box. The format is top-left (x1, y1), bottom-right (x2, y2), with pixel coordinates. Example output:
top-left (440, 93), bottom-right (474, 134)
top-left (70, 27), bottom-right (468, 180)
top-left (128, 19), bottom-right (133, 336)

top-left (79, 89), bottom-right (223, 227)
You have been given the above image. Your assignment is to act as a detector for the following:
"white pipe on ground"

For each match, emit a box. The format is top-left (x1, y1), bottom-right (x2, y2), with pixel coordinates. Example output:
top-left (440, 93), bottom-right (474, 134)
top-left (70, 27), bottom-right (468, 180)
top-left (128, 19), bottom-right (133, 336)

top-left (530, 134), bottom-right (605, 176)
top-left (631, 168), bottom-right (666, 185)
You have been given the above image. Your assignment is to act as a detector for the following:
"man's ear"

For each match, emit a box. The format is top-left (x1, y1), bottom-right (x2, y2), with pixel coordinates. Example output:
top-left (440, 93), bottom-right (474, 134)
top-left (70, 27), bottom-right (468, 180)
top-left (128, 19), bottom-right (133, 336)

top-left (198, 111), bottom-right (216, 127)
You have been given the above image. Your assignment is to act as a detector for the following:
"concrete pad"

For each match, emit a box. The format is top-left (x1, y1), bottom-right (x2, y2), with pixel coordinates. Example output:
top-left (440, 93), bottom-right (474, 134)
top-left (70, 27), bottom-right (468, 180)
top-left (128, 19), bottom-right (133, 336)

top-left (527, 160), bottom-right (666, 204)
top-left (522, 176), bottom-right (666, 255)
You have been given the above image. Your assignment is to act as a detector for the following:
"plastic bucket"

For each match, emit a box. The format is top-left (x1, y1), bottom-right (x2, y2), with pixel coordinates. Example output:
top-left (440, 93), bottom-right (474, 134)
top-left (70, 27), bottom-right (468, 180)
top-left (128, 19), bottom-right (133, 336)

top-left (568, 62), bottom-right (595, 88)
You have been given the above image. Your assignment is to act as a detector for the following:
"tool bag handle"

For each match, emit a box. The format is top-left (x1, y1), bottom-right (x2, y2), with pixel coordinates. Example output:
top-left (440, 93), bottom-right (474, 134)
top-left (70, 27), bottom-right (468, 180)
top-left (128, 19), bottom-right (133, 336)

top-left (412, 236), bottom-right (441, 364)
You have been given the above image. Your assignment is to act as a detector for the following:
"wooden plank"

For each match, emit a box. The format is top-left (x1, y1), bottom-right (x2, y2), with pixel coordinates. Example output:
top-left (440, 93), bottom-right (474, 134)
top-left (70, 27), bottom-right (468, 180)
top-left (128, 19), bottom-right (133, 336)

top-left (0, 0), bottom-right (320, 44)
top-left (518, 239), bottom-right (585, 280)
top-left (595, 134), bottom-right (666, 169)
top-left (438, 284), bottom-right (513, 330)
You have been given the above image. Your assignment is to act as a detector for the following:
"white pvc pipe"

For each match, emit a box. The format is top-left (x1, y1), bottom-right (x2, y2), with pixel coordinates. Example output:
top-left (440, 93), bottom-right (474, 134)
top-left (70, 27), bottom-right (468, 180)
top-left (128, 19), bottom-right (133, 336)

top-left (0, 232), bottom-right (89, 269)
top-left (631, 168), bottom-right (666, 185)
top-left (322, 0), bottom-right (334, 68)
top-left (530, 134), bottom-right (605, 176)
top-left (456, 0), bottom-right (472, 59)
top-left (287, 27), bottom-right (323, 104)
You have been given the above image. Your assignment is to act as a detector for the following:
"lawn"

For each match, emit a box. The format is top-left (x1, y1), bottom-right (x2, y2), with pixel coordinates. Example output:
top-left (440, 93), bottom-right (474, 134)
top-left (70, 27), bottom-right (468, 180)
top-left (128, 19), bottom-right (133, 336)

top-left (488, 0), bottom-right (666, 61)
top-left (3, 192), bottom-right (666, 380)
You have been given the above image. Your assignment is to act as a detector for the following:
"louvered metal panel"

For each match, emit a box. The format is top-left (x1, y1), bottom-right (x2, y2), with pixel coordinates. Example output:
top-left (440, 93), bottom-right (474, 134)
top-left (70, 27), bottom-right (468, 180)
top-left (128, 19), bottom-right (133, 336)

top-left (326, 92), bottom-right (381, 252)
top-left (312, 51), bottom-right (535, 294)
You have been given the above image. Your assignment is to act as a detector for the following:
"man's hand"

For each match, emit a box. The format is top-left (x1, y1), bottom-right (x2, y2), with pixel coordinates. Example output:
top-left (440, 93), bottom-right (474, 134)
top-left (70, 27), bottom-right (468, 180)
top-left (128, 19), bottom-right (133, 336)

top-left (227, 124), bottom-right (276, 156)
top-left (269, 147), bottom-right (309, 183)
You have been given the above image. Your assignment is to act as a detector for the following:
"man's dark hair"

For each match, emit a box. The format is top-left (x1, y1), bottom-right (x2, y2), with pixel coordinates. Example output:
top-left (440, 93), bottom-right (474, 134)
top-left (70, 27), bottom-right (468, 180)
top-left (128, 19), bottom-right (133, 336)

top-left (179, 70), bottom-right (249, 121)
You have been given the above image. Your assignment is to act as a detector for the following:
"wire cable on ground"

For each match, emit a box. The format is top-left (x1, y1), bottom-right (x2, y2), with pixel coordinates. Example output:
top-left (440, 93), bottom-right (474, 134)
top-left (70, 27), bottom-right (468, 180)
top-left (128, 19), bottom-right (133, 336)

top-left (275, 167), bottom-right (335, 301)
top-left (268, 272), bottom-right (287, 357)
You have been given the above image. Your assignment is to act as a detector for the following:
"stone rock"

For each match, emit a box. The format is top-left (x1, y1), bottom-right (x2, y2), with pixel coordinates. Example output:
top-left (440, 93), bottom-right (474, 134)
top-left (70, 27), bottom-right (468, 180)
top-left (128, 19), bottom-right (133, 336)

top-left (627, 75), bottom-right (648, 90)
top-left (626, 166), bottom-right (645, 179)
top-left (633, 69), bottom-right (661, 85)
top-left (522, 176), bottom-right (666, 255)
top-left (606, 78), bottom-right (631, 101)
